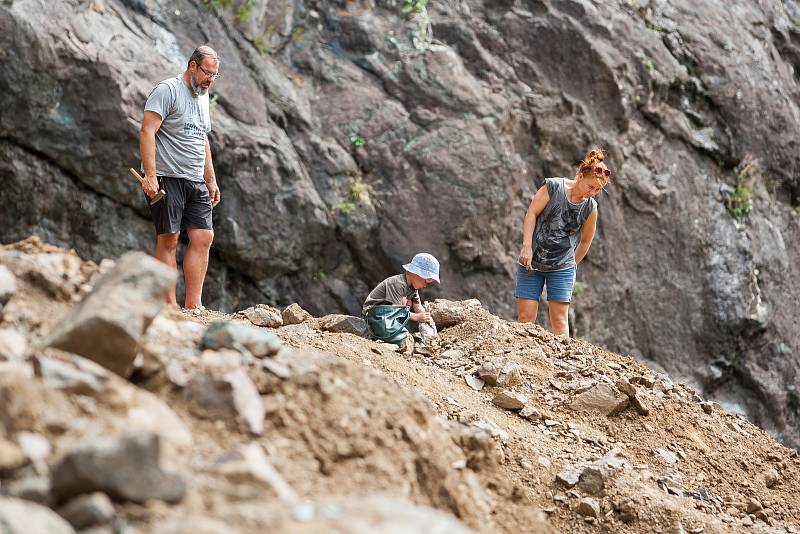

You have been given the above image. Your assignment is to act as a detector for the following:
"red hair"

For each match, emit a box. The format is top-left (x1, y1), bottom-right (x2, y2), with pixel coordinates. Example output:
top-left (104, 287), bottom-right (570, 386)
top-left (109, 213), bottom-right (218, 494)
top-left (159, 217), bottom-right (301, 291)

top-left (578, 148), bottom-right (609, 187)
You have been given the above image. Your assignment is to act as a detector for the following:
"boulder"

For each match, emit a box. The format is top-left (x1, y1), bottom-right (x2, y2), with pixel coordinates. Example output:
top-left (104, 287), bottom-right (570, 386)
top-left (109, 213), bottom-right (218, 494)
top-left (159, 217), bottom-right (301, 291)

top-left (51, 432), bottom-right (186, 504)
top-left (239, 305), bottom-right (283, 328)
top-left (45, 252), bottom-right (176, 376)
top-left (569, 383), bottom-right (629, 416)
top-left (185, 368), bottom-right (265, 435)
top-left (315, 314), bottom-right (368, 336)
top-left (0, 497), bottom-right (75, 534)
top-left (428, 299), bottom-right (483, 328)
top-left (492, 391), bottom-right (528, 411)
top-left (282, 303), bottom-right (312, 325)
top-left (478, 357), bottom-right (522, 387)
top-left (201, 321), bottom-right (282, 358)
top-left (57, 492), bottom-right (115, 530)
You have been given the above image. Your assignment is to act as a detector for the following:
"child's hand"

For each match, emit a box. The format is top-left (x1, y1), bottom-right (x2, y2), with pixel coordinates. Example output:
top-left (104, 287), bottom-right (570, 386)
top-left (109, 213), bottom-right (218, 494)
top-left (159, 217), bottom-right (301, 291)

top-left (411, 311), bottom-right (432, 324)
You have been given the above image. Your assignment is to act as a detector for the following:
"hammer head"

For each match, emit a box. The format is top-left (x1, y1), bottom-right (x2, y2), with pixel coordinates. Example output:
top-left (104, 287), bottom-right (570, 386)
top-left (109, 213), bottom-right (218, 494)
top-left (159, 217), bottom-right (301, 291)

top-left (149, 189), bottom-right (166, 205)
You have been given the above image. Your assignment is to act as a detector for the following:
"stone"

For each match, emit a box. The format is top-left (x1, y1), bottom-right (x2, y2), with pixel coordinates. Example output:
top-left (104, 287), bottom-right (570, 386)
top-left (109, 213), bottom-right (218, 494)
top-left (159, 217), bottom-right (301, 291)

top-left (656, 448), bottom-right (679, 465)
top-left (239, 305), bottom-right (283, 328)
top-left (315, 314), bottom-right (368, 336)
top-left (764, 467), bottom-right (780, 488)
top-left (201, 321), bottom-right (282, 358)
top-left (0, 437), bottom-right (27, 471)
top-left (33, 354), bottom-right (110, 394)
top-left (427, 299), bottom-right (484, 328)
top-left (282, 303), bottom-right (312, 325)
top-left (615, 378), bottom-right (637, 397)
top-left (478, 358), bottom-right (522, 387)
top-left (45, 252), bottom-right (176, 376)
top-left (569, 383), bottom-right (629, 415)
top-left (0, 328), bottom-right (27, 361)
top-left (3, 476), bottom-right (50, 503)
top-left (213, 442), bottom-right (299, 503)
top-left (630, 395), bottom-right (650, 416)
top-left (0, 497), bottom-right (75, 534)
top-left (577, 465), bottom-right (606, 496)
top-left (58, 492), bottom-right (115, 529)
top-left (51, 432), bottom-right (186, 504)
top-left (0, 265), bottom-right (16, 305)
top-left (556, 467), bottom-right (581, 488)
top-left (464, 374), bottom-right (485, 391)
top-left (185, 368), bottom-right (265, 435)
top-left (16, 431), bottom-right (51, 467)
top-left (747, 498), bottom-right (763, 513)
top-left (576, 497), bottom-right (601, 517)
top-left (520, 405), bottom-right (542, 421)
top-left (491, 390), bottom-right (528, 411)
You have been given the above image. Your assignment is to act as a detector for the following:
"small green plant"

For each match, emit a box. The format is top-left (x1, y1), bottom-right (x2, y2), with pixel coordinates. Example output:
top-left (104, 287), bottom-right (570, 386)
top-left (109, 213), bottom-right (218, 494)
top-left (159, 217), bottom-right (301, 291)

top-left (644, 20), bottom-right (660, 32)
top-left (349, 133), bottom-right (366, 147)
top-left (337, 201), bottom-right (356, 215)
top-left (349, 175), bottom-right (368, 202)
top-left (572, 281), bottom-right (587, 300)
top-left (203, 0), bottom-right (233, 11)
top-left (253, 25), bottom-right (275, 54)
top-left (725, 158), bottom-right (757, 222)
top-left (209, 93), bottom-right (219, 116)
top-left (643, 58), bottom-right (656, 71)
top-left (236, 0), bottom-right (255, 23)
top-left (401, 0), bottom-right (431, 47)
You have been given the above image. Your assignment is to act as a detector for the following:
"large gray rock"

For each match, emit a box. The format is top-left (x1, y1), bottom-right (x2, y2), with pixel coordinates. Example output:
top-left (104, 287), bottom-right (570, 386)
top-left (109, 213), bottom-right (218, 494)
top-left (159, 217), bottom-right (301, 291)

top-left (51, 432), bottom-right (186, 504)
top-left (201, 321), bottom-right (282, 358)
top-left (315, 314), bottom-right (368, 336)
top-left (185, 368), bottom-right (265, 435)
top-left (57, 492), bottom-right (115, 530)
top-left (45, 252), bottom-right (176, 376)
top-left (0, 497), bottom-right (75, 534)
top-left (569, 383), bottom-right (630, 416)
top-left (238, 305), bottom-right (283, 328)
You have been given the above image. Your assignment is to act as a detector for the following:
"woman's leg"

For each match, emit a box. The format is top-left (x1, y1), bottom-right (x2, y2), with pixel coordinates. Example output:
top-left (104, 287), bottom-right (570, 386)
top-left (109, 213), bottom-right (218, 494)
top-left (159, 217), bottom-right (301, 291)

top-left (544, 267), bottom-right (576, 337)
top-left (548, 302), bottom-right (570, 336)
top-left (518, 298), bottom-right (539, 323)
top-left (515, 264), bottom-right (545, 323)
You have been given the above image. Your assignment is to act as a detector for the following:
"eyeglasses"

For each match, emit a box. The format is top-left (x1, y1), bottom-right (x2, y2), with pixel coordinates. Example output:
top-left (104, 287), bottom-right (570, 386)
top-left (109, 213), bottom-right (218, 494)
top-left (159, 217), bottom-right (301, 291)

top-left (195, 63), bottom-right (221, 80)
top-left (583, 165), bottom-right (611, 179)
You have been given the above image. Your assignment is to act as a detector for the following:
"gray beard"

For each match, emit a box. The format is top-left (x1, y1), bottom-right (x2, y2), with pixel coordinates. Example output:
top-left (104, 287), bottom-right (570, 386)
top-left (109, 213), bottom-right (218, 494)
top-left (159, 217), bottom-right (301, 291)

top-left (190, 77), bottom-right (208, 96)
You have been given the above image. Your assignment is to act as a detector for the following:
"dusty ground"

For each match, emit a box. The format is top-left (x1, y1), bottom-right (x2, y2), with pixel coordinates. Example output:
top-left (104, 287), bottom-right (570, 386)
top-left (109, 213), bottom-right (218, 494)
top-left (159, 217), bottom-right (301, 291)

top-left (1, 238), bottom-right (799, 533)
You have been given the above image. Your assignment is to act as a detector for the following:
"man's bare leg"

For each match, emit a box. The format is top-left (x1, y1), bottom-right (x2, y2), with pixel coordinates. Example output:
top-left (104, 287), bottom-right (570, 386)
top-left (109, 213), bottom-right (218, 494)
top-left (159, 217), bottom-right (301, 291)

top-left (155, 232), bottom-right (180, 307)
top-left (548, 301), bottom-right (570, 337)
top-left (184, 228), bottom-right (214, 309)
top-left (517, 298), bottom-right (539, 323)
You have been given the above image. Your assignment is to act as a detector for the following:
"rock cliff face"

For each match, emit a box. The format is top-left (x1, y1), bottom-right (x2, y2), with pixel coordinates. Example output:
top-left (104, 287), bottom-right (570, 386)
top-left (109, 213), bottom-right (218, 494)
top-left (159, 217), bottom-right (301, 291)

top-left (1, 1), bottom-right (800, 447)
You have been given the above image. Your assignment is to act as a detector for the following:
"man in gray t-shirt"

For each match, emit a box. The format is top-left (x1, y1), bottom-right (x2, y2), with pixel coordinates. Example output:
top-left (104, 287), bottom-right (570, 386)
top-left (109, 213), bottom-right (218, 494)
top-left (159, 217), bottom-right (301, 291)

top-left (139, 45), bottom-right (222, 310)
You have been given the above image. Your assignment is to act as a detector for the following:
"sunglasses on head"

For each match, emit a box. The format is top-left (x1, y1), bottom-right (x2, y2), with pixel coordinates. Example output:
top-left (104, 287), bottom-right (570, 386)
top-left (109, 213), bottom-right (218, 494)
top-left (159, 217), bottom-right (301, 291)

top-left (583, 165), bottom-right (611, 178)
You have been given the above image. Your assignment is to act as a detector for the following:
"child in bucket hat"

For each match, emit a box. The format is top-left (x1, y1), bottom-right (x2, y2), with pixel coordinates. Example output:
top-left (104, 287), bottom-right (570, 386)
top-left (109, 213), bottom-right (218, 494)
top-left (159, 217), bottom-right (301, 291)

top-left (362, 253), bottom-right (440, 347)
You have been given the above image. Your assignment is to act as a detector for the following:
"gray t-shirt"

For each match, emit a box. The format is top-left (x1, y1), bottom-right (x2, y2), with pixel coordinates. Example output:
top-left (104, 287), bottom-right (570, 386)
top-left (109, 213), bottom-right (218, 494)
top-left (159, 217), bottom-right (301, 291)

top-left (144, 76), bottom-right (211, 182)
top-left (530, 177), bottom-right (597, 271)
top-left (363, 274), bottom-right (421, 315)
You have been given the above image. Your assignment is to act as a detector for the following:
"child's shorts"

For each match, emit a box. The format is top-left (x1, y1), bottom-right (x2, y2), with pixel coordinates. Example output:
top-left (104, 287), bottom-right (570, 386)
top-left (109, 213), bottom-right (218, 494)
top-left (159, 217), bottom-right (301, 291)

top-left (514, 264), bottom-right (577, 303)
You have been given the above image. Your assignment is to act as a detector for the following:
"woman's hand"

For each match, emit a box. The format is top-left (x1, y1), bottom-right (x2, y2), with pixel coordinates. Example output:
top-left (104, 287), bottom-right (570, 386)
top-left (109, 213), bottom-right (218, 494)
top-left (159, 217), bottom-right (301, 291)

top-left (518, 244), bottom-right (533, 270)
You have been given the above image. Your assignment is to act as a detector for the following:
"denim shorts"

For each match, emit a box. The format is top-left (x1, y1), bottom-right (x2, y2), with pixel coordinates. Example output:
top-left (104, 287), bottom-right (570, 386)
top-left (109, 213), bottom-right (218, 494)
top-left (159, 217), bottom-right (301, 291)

top-left (514, 264), bottom-right (577, 303)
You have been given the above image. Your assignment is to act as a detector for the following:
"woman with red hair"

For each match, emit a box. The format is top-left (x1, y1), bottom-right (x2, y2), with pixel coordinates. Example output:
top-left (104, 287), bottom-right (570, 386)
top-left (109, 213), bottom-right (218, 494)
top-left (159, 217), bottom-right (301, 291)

top-left (516, 148), bottom-right (610, 336)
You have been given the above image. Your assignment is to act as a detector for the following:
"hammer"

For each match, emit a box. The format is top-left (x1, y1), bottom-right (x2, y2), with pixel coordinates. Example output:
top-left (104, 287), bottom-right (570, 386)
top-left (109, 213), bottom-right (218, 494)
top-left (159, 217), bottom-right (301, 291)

top-left (130, 168), bottom-right (166, 205)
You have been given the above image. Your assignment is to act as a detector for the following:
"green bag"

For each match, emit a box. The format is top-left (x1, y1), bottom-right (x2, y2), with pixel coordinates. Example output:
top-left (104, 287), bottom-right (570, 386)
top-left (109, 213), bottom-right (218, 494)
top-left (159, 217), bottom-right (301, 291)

top-left (365, 305), bottom-right (410, 345)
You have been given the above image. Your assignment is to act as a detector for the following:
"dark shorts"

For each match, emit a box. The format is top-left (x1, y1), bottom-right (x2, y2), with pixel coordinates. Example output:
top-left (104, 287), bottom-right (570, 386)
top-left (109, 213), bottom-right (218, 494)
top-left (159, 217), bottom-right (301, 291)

top-left (148, 177), bottom-right (213, 235)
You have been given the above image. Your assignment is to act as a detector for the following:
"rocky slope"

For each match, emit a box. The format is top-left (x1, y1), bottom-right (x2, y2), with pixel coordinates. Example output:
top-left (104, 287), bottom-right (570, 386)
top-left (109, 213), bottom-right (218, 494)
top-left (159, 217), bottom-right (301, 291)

top-left (1, 0), bottom-right (799, 449)
top-left (1, 239), bottom-right (800, 533)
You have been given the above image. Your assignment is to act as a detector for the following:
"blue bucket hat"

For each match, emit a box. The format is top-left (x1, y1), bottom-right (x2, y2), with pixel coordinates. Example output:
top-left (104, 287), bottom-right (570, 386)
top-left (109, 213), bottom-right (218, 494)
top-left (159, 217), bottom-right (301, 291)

top-left (403, 253), bottom-right (440, 283)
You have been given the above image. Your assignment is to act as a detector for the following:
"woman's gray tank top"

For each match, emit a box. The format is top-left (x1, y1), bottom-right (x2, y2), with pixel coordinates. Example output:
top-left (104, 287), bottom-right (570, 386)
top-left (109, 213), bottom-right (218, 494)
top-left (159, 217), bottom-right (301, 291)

top-left (530, 178), bottom-right (597, 272)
